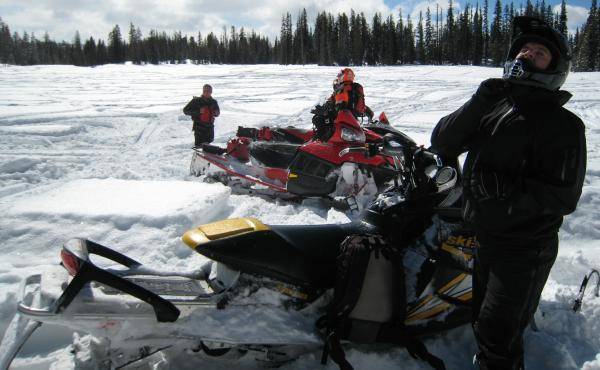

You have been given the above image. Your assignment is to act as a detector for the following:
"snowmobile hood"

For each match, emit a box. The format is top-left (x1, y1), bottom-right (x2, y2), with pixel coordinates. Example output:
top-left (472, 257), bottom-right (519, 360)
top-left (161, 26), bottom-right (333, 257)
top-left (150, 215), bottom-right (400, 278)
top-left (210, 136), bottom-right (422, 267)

top-left (182, 218), bottom-right (270, 247)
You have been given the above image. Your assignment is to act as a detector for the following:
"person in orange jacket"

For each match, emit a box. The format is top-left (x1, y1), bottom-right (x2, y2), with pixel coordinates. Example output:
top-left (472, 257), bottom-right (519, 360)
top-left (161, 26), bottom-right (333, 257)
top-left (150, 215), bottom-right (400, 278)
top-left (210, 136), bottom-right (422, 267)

top-left (183, 84), bottom-right (220, 147)
top-left (328, 68), bottom-right (366, 118)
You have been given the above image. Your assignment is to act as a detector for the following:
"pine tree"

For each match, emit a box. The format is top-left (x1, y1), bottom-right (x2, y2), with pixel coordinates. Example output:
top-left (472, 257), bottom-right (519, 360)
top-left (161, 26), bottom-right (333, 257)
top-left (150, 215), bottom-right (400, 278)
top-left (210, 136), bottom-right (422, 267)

top-left (278, 13), bottom-right (293, 64)
top-left (416, 11), bottom-right (425, 64)
top-left (83, 37), bottom-right (97, 66)
top-left (72, 31), bottom-right (84, 65)
top-left (360, 13), bottom-right (371, 64)
top-left (490, 0), bottom-right (504, 65)
top-left (444, 0), bottom-right (456, 63)
top-left (404, 14), bottom-right (415, 63)
top-left (396, 9), bottom-right (405, 63)
top-left (371, 12), bottom-right (383, 64)
top-left (0, 17), bottom-right (15, 64)
top-left (383, 14), bottom-right (397, 64)
top-left (128, 23), bottom-right (143, 64)
top-left (483, 0), bottom-right (490, 64)
top-left (293, 9), bottom-right (310, 64)
top-left (336, 13), bottom-right (351, 65)
top-left (97, 39), bottom-right (108, 65)
top-left (350, 10), bottom-right (364, 65)
top-left (473, 5), bottom-right (484, 65)
top-left (456, 4), bottom-right (471, 64)
top-left (575, 0), bottom-right (598, 70)
top-left (425, 8), bottom-right (433, 64)
top-left (108, 25), bottom-right (125, 63)
top-left (558, 0), bottom-right (568, 36)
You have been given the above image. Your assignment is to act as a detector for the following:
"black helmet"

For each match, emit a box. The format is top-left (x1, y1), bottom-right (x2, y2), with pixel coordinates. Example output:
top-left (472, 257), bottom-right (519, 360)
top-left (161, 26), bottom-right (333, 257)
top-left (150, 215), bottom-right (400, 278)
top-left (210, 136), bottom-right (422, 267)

top-left (502, 16), bottom-right (571, 90)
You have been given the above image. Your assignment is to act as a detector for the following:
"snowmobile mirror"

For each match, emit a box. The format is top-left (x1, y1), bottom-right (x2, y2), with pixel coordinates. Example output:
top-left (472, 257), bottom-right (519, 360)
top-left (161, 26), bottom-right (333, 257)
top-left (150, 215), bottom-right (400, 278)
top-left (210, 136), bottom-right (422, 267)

top-left (434, 166), bottom-right (458, 193)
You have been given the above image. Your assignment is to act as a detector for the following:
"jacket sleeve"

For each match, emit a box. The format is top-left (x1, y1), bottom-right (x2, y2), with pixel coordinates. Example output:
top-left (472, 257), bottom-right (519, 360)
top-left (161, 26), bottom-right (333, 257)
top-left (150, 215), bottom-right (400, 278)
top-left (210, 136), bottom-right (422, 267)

top-left (510, 118), bottom-right (586, 217)
top-left (354, 84), bottom-right (365, 115)
top-left (430, 95), bottom-right (493, 158)
top-left (183, 98), bottom-right (199, 116)
top-left (212, 100), bottom-right (220, 118)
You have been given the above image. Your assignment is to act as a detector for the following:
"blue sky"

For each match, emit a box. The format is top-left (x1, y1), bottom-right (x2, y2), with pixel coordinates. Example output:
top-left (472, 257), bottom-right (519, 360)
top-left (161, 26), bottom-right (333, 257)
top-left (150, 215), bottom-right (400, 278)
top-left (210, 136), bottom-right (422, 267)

top-left (0, 0), bottom-right (591, 43)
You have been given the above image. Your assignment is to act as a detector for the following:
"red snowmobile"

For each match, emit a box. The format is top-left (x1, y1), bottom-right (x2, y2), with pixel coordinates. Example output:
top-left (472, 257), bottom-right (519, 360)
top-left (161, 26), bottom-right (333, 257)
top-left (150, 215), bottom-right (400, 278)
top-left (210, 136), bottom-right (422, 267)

top-left (235, 111), bottom-right (410, 146)
top-left (190, 105), bottom-right (410, 210)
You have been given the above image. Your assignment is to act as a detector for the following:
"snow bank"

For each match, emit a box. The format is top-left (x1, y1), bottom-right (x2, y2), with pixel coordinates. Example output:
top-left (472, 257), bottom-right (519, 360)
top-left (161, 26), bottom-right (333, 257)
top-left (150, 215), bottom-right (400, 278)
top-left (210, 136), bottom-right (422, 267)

top-left (7, 179), bottom-right (231, 230)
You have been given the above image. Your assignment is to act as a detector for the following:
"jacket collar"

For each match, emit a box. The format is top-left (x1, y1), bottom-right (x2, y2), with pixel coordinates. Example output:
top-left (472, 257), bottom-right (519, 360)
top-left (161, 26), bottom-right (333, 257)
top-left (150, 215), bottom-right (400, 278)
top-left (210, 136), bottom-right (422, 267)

top-left (508, 83), bottom-right (572, 107)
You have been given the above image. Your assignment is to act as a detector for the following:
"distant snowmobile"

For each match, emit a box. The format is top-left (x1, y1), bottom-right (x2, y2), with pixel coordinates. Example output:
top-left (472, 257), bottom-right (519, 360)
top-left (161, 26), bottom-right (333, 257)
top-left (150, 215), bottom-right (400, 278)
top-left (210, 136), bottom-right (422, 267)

top-left (0, 136), bottom-right (471, 370)
top-left (190, 105), bottom-right (416, 210)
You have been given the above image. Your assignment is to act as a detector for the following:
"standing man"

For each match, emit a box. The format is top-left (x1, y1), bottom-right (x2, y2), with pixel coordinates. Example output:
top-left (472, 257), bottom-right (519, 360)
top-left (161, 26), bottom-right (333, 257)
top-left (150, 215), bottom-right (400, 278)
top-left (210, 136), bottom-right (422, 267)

top-left (430, 17), bottom-right (586, 370)
top-left (183, 84), bottom-right (220, 147)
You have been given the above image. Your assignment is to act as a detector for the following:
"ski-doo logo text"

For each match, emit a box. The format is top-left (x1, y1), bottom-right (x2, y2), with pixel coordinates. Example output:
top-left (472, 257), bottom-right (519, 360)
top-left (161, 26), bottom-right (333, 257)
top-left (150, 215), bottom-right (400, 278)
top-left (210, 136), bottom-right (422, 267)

top-left (444, 235), bottom-right (478, 248)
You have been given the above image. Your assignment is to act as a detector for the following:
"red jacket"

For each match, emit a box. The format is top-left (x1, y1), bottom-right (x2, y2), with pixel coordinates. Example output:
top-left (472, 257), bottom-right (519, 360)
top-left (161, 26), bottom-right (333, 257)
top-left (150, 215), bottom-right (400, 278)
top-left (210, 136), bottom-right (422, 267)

top-left (183, 96), bottom-right (220, 125)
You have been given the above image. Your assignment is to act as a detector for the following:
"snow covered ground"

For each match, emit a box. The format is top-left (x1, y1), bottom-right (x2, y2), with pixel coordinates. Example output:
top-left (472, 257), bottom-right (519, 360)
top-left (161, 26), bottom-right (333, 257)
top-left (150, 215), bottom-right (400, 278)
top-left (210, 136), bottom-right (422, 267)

top-left (0, 63), bottom-right (599, 370)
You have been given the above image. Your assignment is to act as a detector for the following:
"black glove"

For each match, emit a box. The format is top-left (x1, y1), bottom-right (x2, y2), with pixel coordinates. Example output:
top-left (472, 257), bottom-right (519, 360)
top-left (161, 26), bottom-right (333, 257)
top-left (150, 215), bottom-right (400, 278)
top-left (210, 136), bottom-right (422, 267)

top-left (474, 78), bottom-right (510, 106)
top-left (468, 169), bottom-right (515, 202)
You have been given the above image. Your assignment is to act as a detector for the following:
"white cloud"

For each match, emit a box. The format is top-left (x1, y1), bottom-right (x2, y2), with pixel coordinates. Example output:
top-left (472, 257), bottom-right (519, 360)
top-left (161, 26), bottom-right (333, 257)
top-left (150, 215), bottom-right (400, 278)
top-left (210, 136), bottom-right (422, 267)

top-left (1, 0), bottom-right (393, 42)
top-left (408, 0), bottom-right (463, 24)
top-left (0, 0), bottom-right (589, 43)
top-left (552, 4), bottom-right (589, 34)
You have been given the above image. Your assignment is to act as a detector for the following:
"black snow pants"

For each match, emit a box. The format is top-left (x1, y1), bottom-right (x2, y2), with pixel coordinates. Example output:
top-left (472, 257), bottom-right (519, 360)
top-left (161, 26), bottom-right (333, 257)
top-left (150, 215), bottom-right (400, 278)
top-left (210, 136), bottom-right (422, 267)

top-left (193, 122), bottom-right (214, 146)
top-left (472, 235), bottom-right (558, 370)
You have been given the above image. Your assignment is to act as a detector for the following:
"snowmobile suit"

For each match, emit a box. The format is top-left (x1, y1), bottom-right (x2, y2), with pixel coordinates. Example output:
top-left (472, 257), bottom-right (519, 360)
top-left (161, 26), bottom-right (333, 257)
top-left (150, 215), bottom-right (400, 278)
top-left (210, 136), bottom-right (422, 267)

top-left (430, 82), bottom-right (586, 370)
top-left (328, 82), bottom-right (366, 118)
top-left (183, 96), bottom-right (220, 146)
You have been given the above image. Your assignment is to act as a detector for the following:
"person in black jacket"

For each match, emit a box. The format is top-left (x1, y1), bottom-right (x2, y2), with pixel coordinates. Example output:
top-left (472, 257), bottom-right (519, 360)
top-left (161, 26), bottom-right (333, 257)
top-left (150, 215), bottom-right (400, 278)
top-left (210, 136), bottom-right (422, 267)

top-left (430, 17), bottom-right (586, 370)
top-left (183, 84), bottom-right (220, 147)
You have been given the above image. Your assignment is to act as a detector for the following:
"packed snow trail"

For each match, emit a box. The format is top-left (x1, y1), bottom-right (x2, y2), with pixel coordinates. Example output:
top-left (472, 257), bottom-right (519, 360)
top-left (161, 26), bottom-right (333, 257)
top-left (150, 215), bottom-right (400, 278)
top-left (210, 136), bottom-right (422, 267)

top-left (0, 64), bottom-right (599, 369)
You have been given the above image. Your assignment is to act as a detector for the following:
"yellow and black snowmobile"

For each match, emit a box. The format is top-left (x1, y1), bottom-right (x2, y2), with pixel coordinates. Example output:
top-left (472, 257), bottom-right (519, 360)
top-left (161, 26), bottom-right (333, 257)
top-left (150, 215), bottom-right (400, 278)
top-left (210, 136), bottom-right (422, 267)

top-left (0, 135), bottom-right (473, 370)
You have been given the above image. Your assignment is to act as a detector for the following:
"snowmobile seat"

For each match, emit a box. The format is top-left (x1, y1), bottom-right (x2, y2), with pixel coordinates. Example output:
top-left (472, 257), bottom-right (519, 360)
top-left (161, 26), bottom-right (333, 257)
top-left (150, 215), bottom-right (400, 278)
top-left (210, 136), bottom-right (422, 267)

top-left (248, 141), bottom-right (300, 169)
top-left (187, 221), bottom-right (364, 288)
top-left (269, 223), bottom-right (360, 261)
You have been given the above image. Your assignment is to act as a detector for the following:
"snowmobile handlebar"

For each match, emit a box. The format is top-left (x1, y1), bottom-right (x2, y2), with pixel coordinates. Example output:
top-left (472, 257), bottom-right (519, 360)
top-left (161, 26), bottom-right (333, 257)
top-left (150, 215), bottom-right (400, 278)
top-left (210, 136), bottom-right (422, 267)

top-left (377, 134), bottom-right (457, 198)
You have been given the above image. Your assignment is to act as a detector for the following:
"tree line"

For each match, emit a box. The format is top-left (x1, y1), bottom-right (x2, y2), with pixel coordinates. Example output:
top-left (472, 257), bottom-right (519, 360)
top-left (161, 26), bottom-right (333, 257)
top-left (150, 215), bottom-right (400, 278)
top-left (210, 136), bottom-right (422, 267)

top-left (1, 0), bottom-right (599, 71)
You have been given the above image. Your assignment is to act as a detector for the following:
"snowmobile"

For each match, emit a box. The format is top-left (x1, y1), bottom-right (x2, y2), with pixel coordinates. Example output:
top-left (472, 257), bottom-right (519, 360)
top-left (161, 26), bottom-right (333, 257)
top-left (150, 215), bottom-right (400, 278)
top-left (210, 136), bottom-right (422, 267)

top-left (236, 110), bottom-right (408, 146)
top-left (0, 135), bottom-right (473, 370)
top-left (190, 105), bottom-right (415, 211)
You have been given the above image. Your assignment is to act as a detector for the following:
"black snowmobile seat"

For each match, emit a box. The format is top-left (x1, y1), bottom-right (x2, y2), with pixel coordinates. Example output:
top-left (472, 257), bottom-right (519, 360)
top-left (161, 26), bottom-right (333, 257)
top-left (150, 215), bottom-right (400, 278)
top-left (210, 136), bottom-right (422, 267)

top-left (269, 223), bottom-right (355, 261)
top-left (183, 218), bottom-right (361, 288)
top-left (248, 141), bottom-right (299, 169)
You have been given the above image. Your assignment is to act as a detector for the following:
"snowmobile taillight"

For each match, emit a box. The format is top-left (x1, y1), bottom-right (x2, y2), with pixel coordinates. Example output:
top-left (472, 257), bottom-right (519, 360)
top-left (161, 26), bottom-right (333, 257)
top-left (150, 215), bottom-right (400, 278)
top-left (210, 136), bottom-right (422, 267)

top-left (61, 248), bottom-right (81, 276)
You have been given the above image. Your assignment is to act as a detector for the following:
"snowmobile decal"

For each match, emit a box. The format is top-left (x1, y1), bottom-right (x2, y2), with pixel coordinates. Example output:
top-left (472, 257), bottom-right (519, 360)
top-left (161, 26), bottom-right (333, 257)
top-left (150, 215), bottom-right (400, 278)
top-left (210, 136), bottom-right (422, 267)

top-left (443, 235), bottom-right (478, 248)
top-left (406, 273), bottom-right (471, 323)
top-left (182, 217), bottom-right (270, 248)
top-left (441, 243), bottom-right (474, 261)
top-left (194, 151), bottom-right (289, 192)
